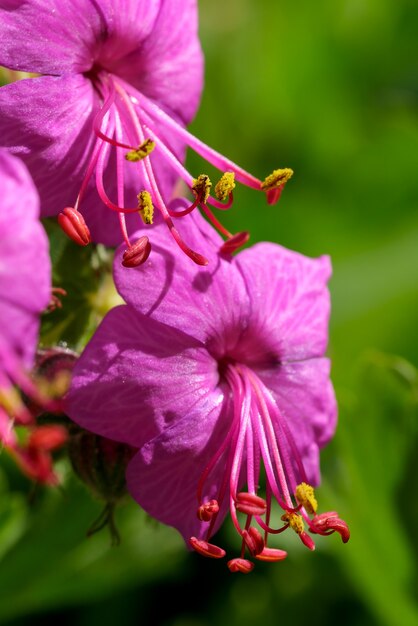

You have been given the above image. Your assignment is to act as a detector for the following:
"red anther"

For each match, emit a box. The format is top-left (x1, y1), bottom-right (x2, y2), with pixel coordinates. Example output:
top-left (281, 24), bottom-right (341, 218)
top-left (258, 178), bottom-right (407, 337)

top-left (255, 547), bottom-right (288, 562)
top-left (28, 425), bottom-right (68, 451)
top-left (235, 492), bottom-right (267, 517)
top-left (11, 442), bottom-right (58, 486)
top-left (47, 287), bottom-right (67, 312)
top-left (189, 537), bottom-right (226, 559)
top-left (310, 512), bottom-right (350, 543)
top-left (220, 231), bottom-right (250, 255)
top-left (188, 250), bottom-right (209, 266)
top-left (300, 531), bottom-right (316, 551)
top-left (58, 207), bottom-right (91, 246)
top-left (242, 526), bottom-right (264, 556)
top-left (227, 558), bottom-right (255, 574)
top-left (197, 499), bottom-right (219, 522)
top-left (266, 186), bottom-right (283, 205)
top-left (122, 236), bottom-right (152, 268)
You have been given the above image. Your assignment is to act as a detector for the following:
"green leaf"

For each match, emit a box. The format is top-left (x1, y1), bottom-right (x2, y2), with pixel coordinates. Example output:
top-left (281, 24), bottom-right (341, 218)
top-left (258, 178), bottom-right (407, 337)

top-left (0, 475), bottom-right (184, 622)
top-left (321, 352), bottom-right (418, 626)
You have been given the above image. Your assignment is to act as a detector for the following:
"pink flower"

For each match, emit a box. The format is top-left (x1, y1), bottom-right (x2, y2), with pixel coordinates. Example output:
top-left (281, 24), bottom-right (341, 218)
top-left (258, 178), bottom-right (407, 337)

top-left (0, 149), bottom-right (65, 484)
top-left (0, 0), bottom-right (292, 263)
top-left (68, 206), bottom-right (349, 569)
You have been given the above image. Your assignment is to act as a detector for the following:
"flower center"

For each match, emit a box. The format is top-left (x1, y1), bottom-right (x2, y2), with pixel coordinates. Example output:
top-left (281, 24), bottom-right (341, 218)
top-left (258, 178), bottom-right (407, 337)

top-left (190, 361), bottom-right (350, 571)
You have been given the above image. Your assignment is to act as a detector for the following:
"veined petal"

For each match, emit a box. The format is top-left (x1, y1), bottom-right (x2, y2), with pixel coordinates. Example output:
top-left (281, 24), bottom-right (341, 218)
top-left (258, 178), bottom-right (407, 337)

top-left (67, 304), bottom-right (218, 448)
top-left (114, 211), bottom-right (251, 348)
top-left (126, 391), bottom-right (230, 543)
top-left (0, 74), bottom-right (185, 245)
top-left (236, 243), bottom-right (332, 361)
top-left (262, 358), bottom-right (337, 485)
top-left (0, 0), bottom-right (161, 75)
top-left (120, 0), bottom-right (203, 123)
top-left (0, 75), bottom-right (97, 215)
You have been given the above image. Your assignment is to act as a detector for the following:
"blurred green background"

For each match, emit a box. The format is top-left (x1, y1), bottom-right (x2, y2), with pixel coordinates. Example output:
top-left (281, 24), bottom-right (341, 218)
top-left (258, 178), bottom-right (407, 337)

top-left (1, 0), bottom-right (417, 625)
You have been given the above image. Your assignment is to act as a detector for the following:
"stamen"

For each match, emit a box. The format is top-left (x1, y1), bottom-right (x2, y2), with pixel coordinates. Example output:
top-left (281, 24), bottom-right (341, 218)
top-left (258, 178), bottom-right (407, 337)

top-left (309, 512), bottom-right (350, 543)
top-left (192, 174), bottom-right (212, 203)
top-left (300, 531), bottom-right (316, 551)
top-left (227, 558), bottom-right (254, 574)
top-left (235, 492), bottom-right (267, 517)
top-left (255, 547), bottom-right (288, 562)
top-left (261, 168), bottom-right (294, 191)
top-left (57, 207), bottom-right (91, 246)
top-left (47, 287), bottom-right (67, 312)
top-left (220, 231), bottom-right (250, 255)
top-left (197, 499), bottom-right (219, 522)
top-left (125, 139), bottom-right (155, 162)
top-left (122, 236), bottom-right (151, 268)
top-left (137, 191), bottom-right (154, 225)
top-left (189, 537), bottom-right (226, 559)
top-left (215, 172), bottom-right (236, 201)
top-left (242, 527), bottom-right (264, 556)
top-left (281, 511), bottom-right (304, 534)
top-left (295, 482), bottom-right (318, 515)
top-left (115, 79), bottom-right (208, 266)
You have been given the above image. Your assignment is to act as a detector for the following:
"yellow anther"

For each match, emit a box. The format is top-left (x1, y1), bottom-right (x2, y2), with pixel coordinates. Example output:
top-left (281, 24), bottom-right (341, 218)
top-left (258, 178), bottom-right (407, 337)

top-left (215, 172), bottom-right (235, 201)
top-left (192, 174), bottom-right (212, 203)
top-left (281, 511), bottom-right (305, 534)
top-left (0, 386), bottom-right (23, 417)
top-left (137, 191), bottom-right (154, 225)
top-left (295, 482), bottom-right (318, 515)
top-left (33, 372), bottom-right (72, 400)
top-left (125, 139), bottom-right (155, 162)
top-left (261, 167), bottom-right (294, 191)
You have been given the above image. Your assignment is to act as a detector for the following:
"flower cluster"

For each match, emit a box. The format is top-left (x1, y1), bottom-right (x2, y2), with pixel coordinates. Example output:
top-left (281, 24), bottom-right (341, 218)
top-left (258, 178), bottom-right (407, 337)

top-left (0, 0), bottom-right (349, 572)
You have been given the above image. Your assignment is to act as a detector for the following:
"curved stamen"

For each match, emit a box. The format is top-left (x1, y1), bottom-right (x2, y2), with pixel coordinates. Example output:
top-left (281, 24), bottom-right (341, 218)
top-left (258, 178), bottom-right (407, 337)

top-left (93, 78), bottom-right (134, 151)
top-left (142, 119), bottom-right (234, 211)
top-left (114, 80), bottom-right (208, 266)
top-left (117, 77), bottom-right (262, 190)
top-left (94, 111), bottom-right (141, 216)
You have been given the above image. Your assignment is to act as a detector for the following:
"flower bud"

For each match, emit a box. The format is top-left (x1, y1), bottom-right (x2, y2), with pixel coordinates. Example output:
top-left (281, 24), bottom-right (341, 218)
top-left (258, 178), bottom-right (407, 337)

top-left (68, 427), bottom-right (136, 503)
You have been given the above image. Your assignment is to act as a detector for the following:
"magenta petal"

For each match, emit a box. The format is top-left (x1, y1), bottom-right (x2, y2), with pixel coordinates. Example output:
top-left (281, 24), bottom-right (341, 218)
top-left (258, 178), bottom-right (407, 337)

top-left (123, 0), bottom-right (203, 123)
top-left (0, 75), bottom-right (97, 213)
top-left (114, 211), bottom-right (251, 347)
top-left (0, 0), bottom-right (161, 75)
top-left (236, 243), bottom-right (332, 361)
top-left (0, 150), bottom-right (50, 367)
top-left (67, 305), bottom-right (218, 448)
top-left (126, 392), bottom-right (230, 543)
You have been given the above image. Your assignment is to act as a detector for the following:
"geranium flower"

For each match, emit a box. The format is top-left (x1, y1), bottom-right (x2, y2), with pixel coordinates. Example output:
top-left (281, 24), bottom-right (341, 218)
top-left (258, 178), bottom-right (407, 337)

top-left (0, 149), bottom-right (66, 484)
top-left (68, 204), bottom-right (349, 571)
top-left (0, 0), bottom-right (292, 264)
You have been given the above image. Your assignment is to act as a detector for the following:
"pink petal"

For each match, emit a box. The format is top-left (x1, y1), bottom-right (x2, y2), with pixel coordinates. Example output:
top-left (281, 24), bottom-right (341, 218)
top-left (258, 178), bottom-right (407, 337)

top-left (0, 150), bottom-right (50, 367)
top-left (122, 0), bottom-right (203, 123)
top-left (0, 0), bottom-right (161, 75)
top-left (113, 211), bottom-right (251, 348)
top-left (67, 304), bottom-right (218, 448)
top-left (236, 243), bottom-right (332, 361)
top-left (0, 75), bottom-right (97, 214)
top-left (126, 391), bottom-right (231, 543)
